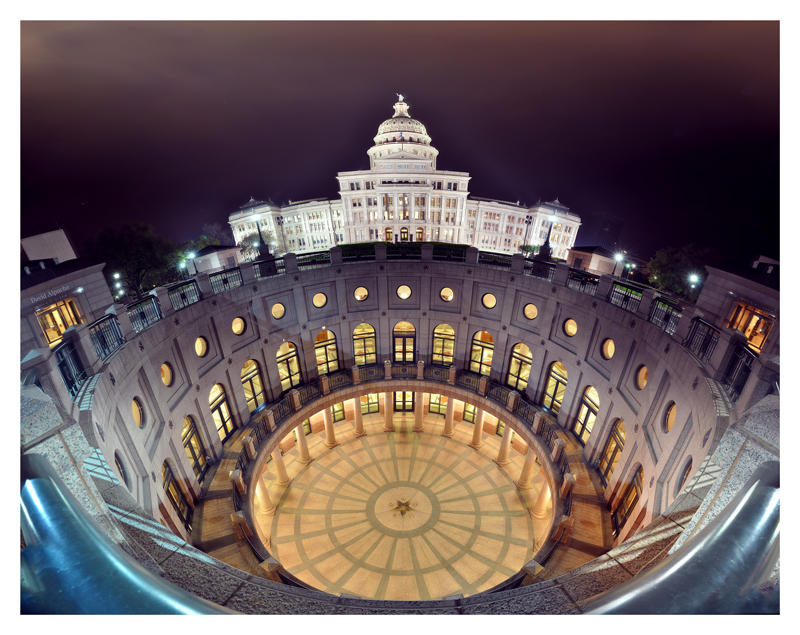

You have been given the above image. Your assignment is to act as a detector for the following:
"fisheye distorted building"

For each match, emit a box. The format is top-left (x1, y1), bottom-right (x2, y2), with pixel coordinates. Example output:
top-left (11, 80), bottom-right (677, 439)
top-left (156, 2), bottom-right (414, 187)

top-left (229, 97), bottom-right (581, 259)
top-left (20, 99), bottom-right (779, 614)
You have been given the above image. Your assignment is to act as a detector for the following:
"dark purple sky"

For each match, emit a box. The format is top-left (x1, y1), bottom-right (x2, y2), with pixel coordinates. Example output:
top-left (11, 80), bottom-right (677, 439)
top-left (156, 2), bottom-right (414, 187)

top-left (21, 21), bottom-right (779, 264)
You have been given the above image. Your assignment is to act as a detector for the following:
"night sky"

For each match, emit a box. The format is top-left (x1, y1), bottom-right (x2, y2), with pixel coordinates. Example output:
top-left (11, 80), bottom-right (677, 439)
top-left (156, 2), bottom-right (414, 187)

top-left (20, 21), bottom-right (779, 265)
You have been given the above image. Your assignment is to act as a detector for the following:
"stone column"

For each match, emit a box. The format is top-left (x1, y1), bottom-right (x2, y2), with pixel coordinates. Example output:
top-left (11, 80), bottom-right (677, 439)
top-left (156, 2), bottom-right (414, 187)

top-left (516, 450), bottom-right (537, 489)
top-left (414, 391), bottom-right (424, 432)
top-left (295, 423), bottom-right (311, 464)
top-left (271, 449), bottom-right (290, 485)
top-left (531, 485), bottom-right (552, 520)
top-left (352, 365), bottom-right (360, 385)
top-left (469, 409), bottom-right (484, 449)
top-left (495, 423), bottom-right (513, 466)
top-left (383, 392), bottom-right (394, 431)
top-left (322, 408), bottom-right (337, 448)
top-left (258, 475), bottom-right (276, 515)
top-left (442, 396), bottom-right (455, 437)
top-left (384, 359), bottom-right (392, 379)
top-left (353, 399), bottom-right (366, 437)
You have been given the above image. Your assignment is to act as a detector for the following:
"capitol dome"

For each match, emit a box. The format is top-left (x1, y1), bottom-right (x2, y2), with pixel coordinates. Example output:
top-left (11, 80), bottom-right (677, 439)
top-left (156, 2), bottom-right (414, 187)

top-left (367, 95), bottom-right (439, 169)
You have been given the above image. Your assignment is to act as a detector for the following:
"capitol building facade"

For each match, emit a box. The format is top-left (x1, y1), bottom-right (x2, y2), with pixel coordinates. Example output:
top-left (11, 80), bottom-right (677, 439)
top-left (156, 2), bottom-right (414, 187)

top-left (229, 97), bottom-right (581, 259)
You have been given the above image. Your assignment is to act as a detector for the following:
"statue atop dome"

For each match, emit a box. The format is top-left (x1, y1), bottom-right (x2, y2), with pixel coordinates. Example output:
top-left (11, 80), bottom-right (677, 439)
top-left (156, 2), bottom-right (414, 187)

top-left (396, 92), bottom-right (404, 102)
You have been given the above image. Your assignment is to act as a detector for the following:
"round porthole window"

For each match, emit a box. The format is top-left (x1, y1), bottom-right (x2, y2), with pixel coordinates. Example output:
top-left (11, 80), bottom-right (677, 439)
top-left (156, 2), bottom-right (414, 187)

top-left (636, 365), bottom-right (649, 390)
top-left (563, 319), bottom-right (578, 337)
top-left (160, 363), bottom-right (173, 387)
top-left (271, 302), bottom-right (285, 319)
top-left (131, 398), bottom-right (144, 428)
top-left (663, 401), bottom-right (677, 432)
top-left (482, 293), bottom-right (497, 309)
top-left (312, 292), bottom-right (327, 308)
top-left (396, 284), bottom-right (412, 299)
top-left (232, 317), bottom-right (246, 335)
top-left (440, 287), bottom-right (454, 302)
top-left (523, 303), bottom-right (538, 320)
top-left (195, 336), bottom-right (208, 357)
top-left (354, 286), bottom-right (369, 301)
top-left (602, 338), bottom-right (616, 360)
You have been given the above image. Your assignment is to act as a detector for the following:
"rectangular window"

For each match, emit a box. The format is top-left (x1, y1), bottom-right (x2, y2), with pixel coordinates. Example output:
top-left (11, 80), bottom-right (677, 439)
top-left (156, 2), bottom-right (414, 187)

top-left (462, 403), bottom-right (476, 423)
top-left (727, 302), bottom-right (774, 354)
top-left (35, 297), bottom-right (84, 347)
top-left (330, 402), bottom-right (345, 422)
top-left (361, 393), bottom-right (379, 414)
top-left (393, 391), bottom-right (414, 411)
top-left (429, 394), bottom-right (447, 416)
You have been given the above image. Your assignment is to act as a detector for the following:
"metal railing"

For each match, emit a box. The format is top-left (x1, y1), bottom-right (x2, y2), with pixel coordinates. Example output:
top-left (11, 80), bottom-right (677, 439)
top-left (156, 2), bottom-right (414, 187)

top-left (566, 269), bottom-right (599, 296)
top-left (252, 257), bottom-right (285, 279)
top-left (584, 461), bottom-right (779, 614)
top-left (87, 315), bottom-right (125, 360)
top-left (21, 453), bottom-right (233, 614)
top-left (54, 341), bottom-right (88, 399)
top-left (478, 250), bottom-right (512, 269)
top-left (684, 318), bottom-right (720, 363)
top-left (167, 280), bottom-right (201, 311)
top-left (127, 296), bottom-right (162, 333)
top-left (524, 259), bottom-right (555, 281)
top-left (327, 370), bottom-right (354, 391)
top-left (649, 298), bottom-right (682, 336)
top-left (608, 283), bottom-right (643, 313)
top-left (208, 268), bottom-right (243, 294)
top-left (359, 365), bottom-right (384, 382)
top-left (296, 251), bottom-right (331, 269)
top-left (296, 380), bottom-right (321, 405)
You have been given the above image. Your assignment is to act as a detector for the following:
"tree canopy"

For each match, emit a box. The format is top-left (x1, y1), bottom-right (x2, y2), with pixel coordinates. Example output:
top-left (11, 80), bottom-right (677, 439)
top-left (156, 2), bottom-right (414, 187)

top-left (647, 244), bottom-right (709, 297)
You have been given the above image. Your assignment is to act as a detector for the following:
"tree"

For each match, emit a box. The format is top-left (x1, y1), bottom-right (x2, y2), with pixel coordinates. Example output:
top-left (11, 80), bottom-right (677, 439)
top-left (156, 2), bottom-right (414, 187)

top-left (85, 224), bottom-right (179, 298)
top-left (237, 230), bottom-right (274, 261)
top-left (200, 222), bottom-right (231, 246)
top-left (647, 244), bottom-right (709, 298)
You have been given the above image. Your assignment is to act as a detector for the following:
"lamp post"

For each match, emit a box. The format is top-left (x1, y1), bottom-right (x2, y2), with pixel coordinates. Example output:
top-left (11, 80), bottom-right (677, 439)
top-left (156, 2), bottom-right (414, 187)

top-left (187, 252), bottom-right (197, 275)
top-left (688, 272), bottom-right (700, 290)
top-left (522, 214), bottom-right (532, 257)
top-left (613, 252), bottom-right (624, 277)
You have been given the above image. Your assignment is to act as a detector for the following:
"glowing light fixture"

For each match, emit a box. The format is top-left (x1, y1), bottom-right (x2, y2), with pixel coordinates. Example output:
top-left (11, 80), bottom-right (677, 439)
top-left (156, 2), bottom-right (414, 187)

top-left (113, 272), bottom-right (121, 279)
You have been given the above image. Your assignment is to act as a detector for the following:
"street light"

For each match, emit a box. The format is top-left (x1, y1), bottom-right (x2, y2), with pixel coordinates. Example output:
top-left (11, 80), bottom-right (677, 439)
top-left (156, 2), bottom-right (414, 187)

top-left (522, 214), bottom-right (532, 256)
top-left (613, 252), bottom-right (624, 277)
top-left (688, 272), bottom-right (700, 289)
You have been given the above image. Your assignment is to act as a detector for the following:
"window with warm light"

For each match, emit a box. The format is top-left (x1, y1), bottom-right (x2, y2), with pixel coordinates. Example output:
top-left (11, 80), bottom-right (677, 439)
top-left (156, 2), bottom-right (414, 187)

top-left (663, 402), bottom-right (677, 432)
top-left (523, 303), bottom-right (538, 320)
top-left (276, 341), bottom-right (302, 392)
top-left (726, 302), bottom-right (774, 354)
top-left (271, 303), bottom-right (286, 319)
top-left (396, 284), bottom-right (412, 300)
top-left (181, 416), bottom-right (209, 481)
top-left (440, 287), bottom-right (454, 302)
top-left (602, 339), bottom-right (616, 360)
top-left (598, 419), bottom-right (625, 485)
top-left (162, 461), bottom-right (192, 531)
top-left (209, 384), bottom-right (235, 442)
top-left (563, 318), bottom-right (578, 337)
top-left (35, 297), bottom-right (83, 347)
top-left (232, 317), bottom-right (246, 335)
top-left (635, 365), bottom-right (649, 390)
top-left (353, 323), bottom-right (377, 366)
top-left (432, 323), bottom-right (455, 366)
top-left (613, 466), bottom-right (643, 534)
top-left (241, 359), bottom-right (266, 411)
top-left (393, 321), bottom-right (416, 363)
top-left (572, 386), bottom-right (600, 446)
top-left (481, 293), bottom-right (497, 309)
top-left (353, 286), bottom-right (369, 301)
top-left (131, 398), bottom-right (144, 428)
top-left (314, 329), bottom-right (339, 375)
top-left (506, 343), bottom-right (533, 390)
top-left (194, 337), bottom-right (208, 357)
top-left (361, 393), bottom-right (379, 414)
top-left (429, 394), bottom-right (447, 416)
top-left (160, 362), bottom-right (173, 387)
top-left (393, 391), bottom-right (414, 411)
top-left (469, 330), bottom-right (494, 376)
top-left (542, 361), bottom-right (568, 414)
top-left (312, 292), bottom-right (328, 308)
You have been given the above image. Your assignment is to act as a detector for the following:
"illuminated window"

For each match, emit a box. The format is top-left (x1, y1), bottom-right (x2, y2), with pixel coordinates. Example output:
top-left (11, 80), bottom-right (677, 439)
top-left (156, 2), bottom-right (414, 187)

top-left (400, 227), bottom-right (409, 241)
top-left (727, 302), bottom-right (774, 354)
top-left (35, 297), bottom-right (83, 347)
top-left (353, 286), bottom-right (369, 301)
top-left (276, 341), bottom-right (302, 392)
top-left (353, 323), bottom-right (377, 366)
top-left (482, 293), bottom-right (497, 309)
top-left (469, 330), bottom-right (494, 376)
top-left (271, 302), bottom-right (285, 319)
top-left (496, 420), bottom-right (511, 438)
top-left (301, 419), bottom-right (312, 435)
top-left (329, 401), bottom-right (345, 422)
top-left (385, 227), bottom-right (393, 241)
top-left (394, 391), bottom-right (414, 411)
top-left (162, 461), bottom-right (192, 531)
top-left (241, 359), bottom-right (266, 412)
top-left (393, 321), bottom-right (416, 363)
top-left (194, 337), bottom-right (208, 357)
top-left (429, 394), bottom-right (447, 416)
top-left (541, 361), bottom-right (568, 414)
top-left (181, 416), bottom-right (209, 481)
top-left (396, 284), bottom-right (412, 300)
top-left (440, 287), bottom-right (454, 302)
top-left (432, 323), bottom-right (455, 366)
top-left (506, 343), bottom-right (533, 390)
top-left (160, 362), bottom-right (173, 387)
top-left (416, 227), bottom-right (424, 241)
top-left (231, 317), bottom-right (246, 335)
top-left (602, 338), bottom-right (615, 360)
top-left (563, 318), bottom-right (578, 337)
top-left (361, 393), bottom-right (379, 414)
top-left (131, 398), bottom-right (145, 428)
top-left (209, 384), bottom-right (236, 442)
top-left (663, 402), bottom-right (677, 432)
top-left (523, 303), bottom-right (538, 320)
top-left (462, 402), bottom-right (476, 423)
top-left (312, 292), bottom-right (327, 308)
top-left (314, 328), bottom-right (339, 375)
top-left (675, 458), bottom-right (693, 496)
top-left (598, 419), bottom-right (625, 486)
top-left (613, 466), bottom-right (643, 534)
top-left (635, 365), bottom-right (649, 390)
top-left (572, 386), bottom-right (600, 446)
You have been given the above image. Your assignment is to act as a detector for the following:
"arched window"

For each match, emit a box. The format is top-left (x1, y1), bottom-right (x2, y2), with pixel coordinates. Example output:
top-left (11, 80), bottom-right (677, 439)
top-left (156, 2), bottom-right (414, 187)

top-left (432, 323), bottom-right (455, 366)
top-left (613, 466), bottom-right (643, 534)
top-left (469, 330), bottom-right (494, 376)
top-left (393, 321), bottom-right (416, 363)
top-left (416, 227), bottom-right (424, 242)
top-left (241, 359), bottom-right (265, 412)
top-left (541, 361), bottom-right (568, 414)
top-left (572, 386), bottom-right (600, 445)
top-left (276, 341), bottom-right (302, 392)
top-left (353, 323), bottom-right (377, 366)
top-left (598, 419), bottom-right (625, 485)
top-left (162, 461), bottom-right (192, 531)
top-left (181, 415), bottom-right (209, 481)
top-left (314, 328), bottom-right (339, 375)
top-left (400, 226), bottom-right (409, 241)
top-left (209, 384), bottom-right (236, 442)
top-left (506, 343), bottom-right (533, 390)
top-left (385, 227), bottom-right (393, 242)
